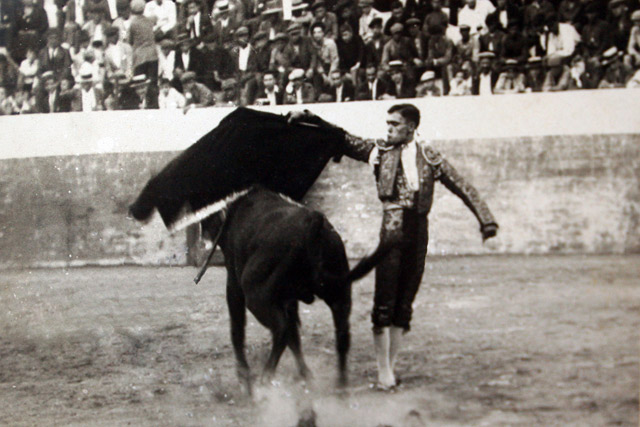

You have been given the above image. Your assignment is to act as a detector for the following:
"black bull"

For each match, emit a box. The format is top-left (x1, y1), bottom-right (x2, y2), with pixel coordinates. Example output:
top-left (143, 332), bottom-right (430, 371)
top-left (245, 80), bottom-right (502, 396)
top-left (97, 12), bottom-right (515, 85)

top-left (200, 187), bottom-right (388, 393)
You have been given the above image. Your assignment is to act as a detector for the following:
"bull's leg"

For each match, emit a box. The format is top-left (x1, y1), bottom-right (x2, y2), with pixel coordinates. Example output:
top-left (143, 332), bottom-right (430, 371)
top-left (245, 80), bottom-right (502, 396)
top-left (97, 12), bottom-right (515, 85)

top-left (285, 303), bottom-right (312, 381)
top-left (330, 301), bottom-right (351, 388)
top-left (227, 278), bottom-right (252, 396)
top-left (261, 306), bottom-right (288, 384)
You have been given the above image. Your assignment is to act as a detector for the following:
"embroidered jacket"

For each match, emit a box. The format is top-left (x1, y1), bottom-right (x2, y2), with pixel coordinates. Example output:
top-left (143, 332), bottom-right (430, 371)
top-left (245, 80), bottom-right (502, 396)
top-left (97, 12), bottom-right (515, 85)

top-left (343, 133), bottom-right (497, 229)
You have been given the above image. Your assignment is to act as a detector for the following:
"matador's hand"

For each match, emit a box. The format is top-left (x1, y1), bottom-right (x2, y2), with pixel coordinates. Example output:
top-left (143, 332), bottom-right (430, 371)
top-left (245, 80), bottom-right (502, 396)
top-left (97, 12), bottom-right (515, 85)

top-left (481, 223), bottom-right (499, 242)
top-left (286, 109), bottom-right (314, 124)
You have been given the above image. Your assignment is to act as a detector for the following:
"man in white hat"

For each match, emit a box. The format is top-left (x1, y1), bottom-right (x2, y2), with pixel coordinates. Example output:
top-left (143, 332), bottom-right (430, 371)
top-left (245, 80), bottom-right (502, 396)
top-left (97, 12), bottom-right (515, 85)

top-left (284, 67), bottom-right (316, 104)
top-left (72, 62), bottom-right (104, 111)
top-left (493, 58), bottom-right (525, 94)
top-left (416, 70), bottom-right (441, 96)
top-left (358, 0), bottom-right (388, 41)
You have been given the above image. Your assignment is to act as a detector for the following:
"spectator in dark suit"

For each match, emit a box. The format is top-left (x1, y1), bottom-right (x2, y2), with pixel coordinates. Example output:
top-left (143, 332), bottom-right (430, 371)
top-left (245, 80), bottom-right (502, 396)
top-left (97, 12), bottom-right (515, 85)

top-left (38, 29), bottom-right (72, 82)
top-left (356, 63), bottom-right (390, 99)
top-left (14, 0), bottom-right (50, 64)
top-left (253, 70), bottom-right (283, 105)
top-left (387, 59), bottom-right (416, 98)
top-left (318, 68), bottom-right (355, 101)
top-left (426, 24), bottom-right (453, 94)
top-left (284, 67), bottom-right (316, 103)
top-left (129, 73), bottom-right (159, 109)
top-left (472, 50), bottom-right (498, 94)
top-left (382, 23), bottom-right (418, 74)
top-left (384, 1), bottom-right (407, 36)
top-left (174, 32), bottom-right (216, 90)
top-left (286, 22), bottom-right (316, 78)
top-left (422, 0), bottom-right (449, 37)
top-left (501, 19), bottom-right (528, 62)
top-left (183, 0), bottom-right (213, 45)
top-left (35, 70), bottom-right (61, 113)
top-left (129, 0), bottom-right (159, 83)
top-left (406, 17), bottom-right (428, 67)
top-left (310, 0), bottom-right (339, 40)
top-left (181, 70), bottom-right (215, 107)
top-left (336, 23), bottom-right (364, 80)
top-left (364, 17), bottom-right (386, 68)
top-left (524, 56), bottom-right (545, 92)
top-left (247, 31), bottom-right (272, 74)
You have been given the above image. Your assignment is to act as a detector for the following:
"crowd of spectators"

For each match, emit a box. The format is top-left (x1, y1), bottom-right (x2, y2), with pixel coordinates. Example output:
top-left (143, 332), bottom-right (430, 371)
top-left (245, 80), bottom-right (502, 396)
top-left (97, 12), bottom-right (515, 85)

top-left (0, 0), bottom-right (639, 114)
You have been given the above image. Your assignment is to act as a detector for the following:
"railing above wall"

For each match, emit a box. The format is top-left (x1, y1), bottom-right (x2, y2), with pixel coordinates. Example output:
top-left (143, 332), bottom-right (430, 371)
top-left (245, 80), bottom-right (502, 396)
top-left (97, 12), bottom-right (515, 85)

top-left (1, 89), bottom-right (639, 160)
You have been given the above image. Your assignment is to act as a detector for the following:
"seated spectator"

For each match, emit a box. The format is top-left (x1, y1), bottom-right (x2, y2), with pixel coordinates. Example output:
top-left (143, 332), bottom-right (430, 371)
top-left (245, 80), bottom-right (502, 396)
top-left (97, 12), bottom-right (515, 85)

top-left (247, 30), bottom-right (272, 74)
top-left (386, 59), bottom-right (416, 98)
top-left (253, 70), bottom-right (283, 105)
top-left (229, 26), bottom-right (253, 77)
top-left (70, 30), bottom-right (92, 77)
top-left (423, 0), bottom-right (449, 38)
top-left (0, 86), bottom-right (18, 115)
top-left (211, 0), bottom-right (240, 46)
top-left (112, 0), bottom-right (134, 43)
top-left (540, 12), bottom-right (580, 62)
top-left (356, 64), bottom-right (390, 100)
top-left (174, 32), bottom-right (215, 90)
top-left (406, 18), bottom-right (427, 68)
top-left (309, 0), bottom-right (339, 40)
top-left (269, 32), bottom-right (292, 75)
top-left (82, 6), bottom-right (109, 46)
top-left (542, 55), bottom-right (570, 91)
top-left (472, 51), bottom-right (498, 95)
top-left (38, 29), bottom-right (72, 83)
top-left (358, 0), bottom-right (387, 41)
top-left (310, 22), bottom-right (339, 86)
top-left (479, 12), bottom-right (505, 55)
top-left (608, 0), bottom-right (632, 53)
top-left (381, 23), bottom-right (417, 73)
top-left (144, 0), bottom-right (178, 41)
top-left (129, 0), bottom-right (159, 83)
top-left (581, 1), bottom-right (612, 59)
top-left (455, 24), bottom-right (480, 65)
top-left (104, 72), bottom-right (138, 109)
top-left (18, 48), bottom-right (39, 92)
top-left (35, 70), bottom-right (61, 113)
top-left (12, 88), bottom-right (35, 114)
top-left (336, 23), bottom-right (364, 79)
top-left (627, 10), bottom-right (640, 66)
top-left (181, 70), bottom-right (215, 108)
top-left (290, 0), bottom-right (314, 30)
top-left (157, 38), bottom-right (176, 82)
top-left (105, 25), bottom-right (133, 80)
top-left (318, 68), bottom-right (355, 101)
top-left (183, 0), bottom-right (213, 45)
top-left (57, 75), bottom-right (76, 112)
top-left (258, 1), bottom-right (287, 41)
top-left (494, 0), bottom-right (521, 31)
top-left (336, 1), bottom-right (360, 38)
top-left (0, 48), bottom-right (20, 92)
top-left (72, 64), bottom-right (105, 111)
top-left (494, 58), bottom-right (525, 94)
top-left (567, 54), bottom-right (588, 89)
top-left (284, 67), bottom-right (316, 104)
top-left (363, 17), bottom-right (386, 68)
top-left (383, 1), bottom-right (406, 37)
top-left (501, 19), bottom-right (528, 62)
top-left (216, 77), bottom-right (240, 106)
top-left (13, 0), bottom-right (50, 64)
top-left (598, 47), bottom-right (626, 88)
top-left (626, 67), bottom-right (640, 87)
top-left (416, 70), bottom-right (442, 96)
top-left (524, 56), bottom-right (545, 92)
top-left (158, 76), bottom-right (186, 108)
top-left (129, 73), bottom-right (159, 109)
top-left (426, 24), bottom-right (453, 94)
top-left (285, 23), bottom-right (316, 79)
top-left (449, 66), bottom-right (473, 96)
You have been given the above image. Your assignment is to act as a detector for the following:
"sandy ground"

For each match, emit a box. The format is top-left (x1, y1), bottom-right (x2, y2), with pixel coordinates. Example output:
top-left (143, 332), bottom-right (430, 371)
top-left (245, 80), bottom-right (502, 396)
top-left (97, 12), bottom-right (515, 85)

top-left (0, 255), bottom-right (638, 426)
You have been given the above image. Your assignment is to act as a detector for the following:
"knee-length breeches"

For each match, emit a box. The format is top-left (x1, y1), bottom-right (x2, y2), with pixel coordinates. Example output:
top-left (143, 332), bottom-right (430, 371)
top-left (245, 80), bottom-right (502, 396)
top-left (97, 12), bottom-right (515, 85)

top-left (372, 208), bottom-right (428, 332)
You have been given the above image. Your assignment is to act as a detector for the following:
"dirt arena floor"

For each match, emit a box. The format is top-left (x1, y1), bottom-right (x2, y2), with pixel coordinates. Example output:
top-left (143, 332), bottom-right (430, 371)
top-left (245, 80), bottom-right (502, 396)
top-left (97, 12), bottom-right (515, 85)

top-left (0, 255), bottom-right (638, 426)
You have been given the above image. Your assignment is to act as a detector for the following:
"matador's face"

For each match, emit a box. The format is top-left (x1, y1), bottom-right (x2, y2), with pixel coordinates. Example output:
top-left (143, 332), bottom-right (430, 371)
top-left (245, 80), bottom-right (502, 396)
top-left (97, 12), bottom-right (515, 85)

top-left (386, 112), bottom-right (415, 145)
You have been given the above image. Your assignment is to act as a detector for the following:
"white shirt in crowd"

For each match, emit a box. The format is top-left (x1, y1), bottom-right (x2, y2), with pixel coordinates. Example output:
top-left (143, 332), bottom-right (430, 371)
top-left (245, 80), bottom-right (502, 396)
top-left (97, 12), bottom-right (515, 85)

top-left (159, 87), bottom-right (186, 109)
top-left (265, 86), bottom-right (279, 105)
top-left (479, 72), bottom-right (493, 95)
top-left (81, 88), bottom-right (97, 112)
top-left (540, 23), bottom-right (581, 59)
top-left (144, 0), bottom-right (177, 33)
top-left (188, 12), bottom-right (202, 38)
top-left (158, 48), bottom-right (175, 80)
top-left (238, 44), bottom-right (251, 72)
top-left (458, 0), bottom-right (496, 34)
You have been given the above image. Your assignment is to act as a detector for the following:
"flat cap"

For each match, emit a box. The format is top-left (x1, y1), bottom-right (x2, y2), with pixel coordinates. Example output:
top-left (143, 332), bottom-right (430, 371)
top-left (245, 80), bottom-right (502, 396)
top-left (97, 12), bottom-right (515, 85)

top-left (390, 23), bottom-right (404, 34)
top-left (388, 59), bottom-right (404, 69)
top-left (180, 71), bottom-right (197, 82)
top-left (130, 0), bottom-right (145, 13)
top-left (288, 68), bottom-right (305, 80)
top-left (406, 17), bottom-right (421, 26)
top-left (478, 51), bottom-right (496, 59)
top-left (420, 70), bottom-right (435, 81)
top-left (631, 10), bottom-right (640, 20)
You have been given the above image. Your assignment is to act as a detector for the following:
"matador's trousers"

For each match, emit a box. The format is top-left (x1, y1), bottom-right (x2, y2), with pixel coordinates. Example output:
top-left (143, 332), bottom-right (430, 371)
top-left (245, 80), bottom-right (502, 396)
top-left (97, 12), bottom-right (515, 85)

top-left (372, 208), bottom-right (429, 332)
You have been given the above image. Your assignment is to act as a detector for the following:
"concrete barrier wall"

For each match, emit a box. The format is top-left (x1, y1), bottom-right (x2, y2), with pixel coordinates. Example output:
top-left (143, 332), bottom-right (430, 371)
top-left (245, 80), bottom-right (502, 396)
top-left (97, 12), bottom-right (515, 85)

top-left (1, 90), bottom-right (639, 267)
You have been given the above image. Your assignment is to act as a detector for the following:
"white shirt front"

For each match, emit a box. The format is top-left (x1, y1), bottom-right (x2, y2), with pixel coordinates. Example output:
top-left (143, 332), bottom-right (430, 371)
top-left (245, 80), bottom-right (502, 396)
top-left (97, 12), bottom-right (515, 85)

top-left (181, 51), bottom-right (190, 70)
top-left (238, 44), bottom-right (251, 72)
top-left (479, 72), bottom-right (493, 95)
top-left (158, 49), bottom-right (175, 79)
top-left (159, 87), bottom-right (186, 109)
top-left (144, 0), bottom-right (177, 33)
top-left (458, 0), bottom-right (495, 34)
top-left (540, 23), bottom-right (581, 59)
top-left (265, 87), bottom-right (279, 105)
top-left (81, 88), bottom-right (97, 112)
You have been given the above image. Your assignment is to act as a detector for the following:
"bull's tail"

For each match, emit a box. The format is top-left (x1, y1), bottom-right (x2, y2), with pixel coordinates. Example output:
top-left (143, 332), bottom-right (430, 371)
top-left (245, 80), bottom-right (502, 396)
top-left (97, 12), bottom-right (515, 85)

top-left (344, 241), bottom-right (393, 282)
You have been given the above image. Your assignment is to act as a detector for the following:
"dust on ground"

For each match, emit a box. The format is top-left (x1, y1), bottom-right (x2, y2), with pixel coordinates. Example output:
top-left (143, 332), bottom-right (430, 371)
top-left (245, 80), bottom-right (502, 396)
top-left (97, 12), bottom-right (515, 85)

top-left (0, 255), bottom-right (638, 426)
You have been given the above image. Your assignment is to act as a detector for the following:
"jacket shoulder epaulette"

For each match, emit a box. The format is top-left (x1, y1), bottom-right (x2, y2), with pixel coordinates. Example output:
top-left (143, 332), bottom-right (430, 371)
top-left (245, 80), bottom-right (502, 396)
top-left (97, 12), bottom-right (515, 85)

top-left (420, 143), bottom-right (443, 166)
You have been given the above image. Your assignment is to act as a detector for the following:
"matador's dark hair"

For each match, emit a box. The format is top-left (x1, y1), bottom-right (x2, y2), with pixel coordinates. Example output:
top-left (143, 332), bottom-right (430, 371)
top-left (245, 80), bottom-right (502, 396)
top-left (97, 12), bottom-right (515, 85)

top-left (388, 103), bottom-right (420, 128)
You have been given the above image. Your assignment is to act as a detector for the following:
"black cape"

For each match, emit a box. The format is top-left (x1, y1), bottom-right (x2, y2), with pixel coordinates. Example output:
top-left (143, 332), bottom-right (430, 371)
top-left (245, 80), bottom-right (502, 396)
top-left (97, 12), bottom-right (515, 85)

top-left (130, 107), bottom-right (348, 231)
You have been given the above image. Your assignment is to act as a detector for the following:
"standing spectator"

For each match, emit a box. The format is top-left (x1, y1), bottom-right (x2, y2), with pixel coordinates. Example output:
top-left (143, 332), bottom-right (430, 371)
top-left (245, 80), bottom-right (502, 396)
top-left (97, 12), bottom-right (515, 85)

top-left (540, 12), bottom-right (580, 61)
top-left (253, 70), bottom-right (283, 105)
top-left (14, 0), bottom-right (50, 64)
top-left (472, 50), bottom-right (498, 94)
top-left (310, 0), bottom-right (339, 40)
top-left (183, 0), bottom-right (213, 44)
top-left (158, 76), bottom-right (186, 108)
top-left (18, 48), bottom-right (40, 92)
top-left (310, 21), bottom-right (339, 86)
top-left (416, 70), bottom-right (442, 96)
top-left (455, 24), bottom-right (480, 65)
top-left (524, 55), bottom-right (544, 91)
top-left (104, 25), bottom-right (133, 80)
top-left (71, 65), bottom-right (105, 111)
top-left (319, 68), bottom-right (355, 101)
top-left (336, 23), bottom-right (364, 80)
top-left (34, 70), bottom-right (61, 112)
top-left (381, 23), bottom-right (417, 73)
top-left (181, 70), bottom-right (215, 107)
top-left (493, 58), bottom-right (525, 93)
top-left (426, 23), bottom-right (453, 94)
top-left (542, 55), bottom-right (570, 91)
top-left (144, 0), bottom-right (178, 40)
top-left (422, 0), bottom-right (449, 37)
top-left (38, 28), bottom-right (72, 82)
top-left (284, 67), bottom-right (316, 103)
top-left (358, 0), bottom-right (387, 41)
top-left (383, 1), bottom-right (406, 36)
top-left (129, 0), bottom-right (159, 83)
top-left (626, 10), bottom-right (640, 66)
top-left (112, 0), bottom-right (134, 43)
top-left (356, 63), bottom-right (390, 99)
top-left (458, 0), bottom-right (496, 35)
top-left (386, 60), bottom-right (416, 98)
top-left (364, 17), bottom-right (386, 68)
